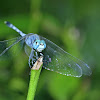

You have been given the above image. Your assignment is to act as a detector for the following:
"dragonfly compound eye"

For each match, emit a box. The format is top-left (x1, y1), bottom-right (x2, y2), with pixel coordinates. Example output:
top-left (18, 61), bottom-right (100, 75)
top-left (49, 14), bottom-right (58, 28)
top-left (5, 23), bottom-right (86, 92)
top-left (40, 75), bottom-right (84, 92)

top-left (40, 43), bottom-right (44, 46)
top-left (36, 42), bottom-right (38, 45)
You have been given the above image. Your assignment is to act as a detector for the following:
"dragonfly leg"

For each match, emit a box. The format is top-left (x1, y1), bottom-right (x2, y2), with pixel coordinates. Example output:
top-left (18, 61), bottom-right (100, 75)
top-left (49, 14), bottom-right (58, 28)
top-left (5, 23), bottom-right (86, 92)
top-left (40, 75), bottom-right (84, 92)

top-left (32, 58), bottom-right (36, 66)
top-left (28, 49), bottom-right (40, 68)
top-left (35, 51), bottom-right (39, 59)
top-left (40, 53), bottom-right (43, 56)
top-left (29, 49), bottom-right (35, 68)
top-left (28, 58), bottom-right (36, 68)
top-left (28, 57), bottom-right (31, 68)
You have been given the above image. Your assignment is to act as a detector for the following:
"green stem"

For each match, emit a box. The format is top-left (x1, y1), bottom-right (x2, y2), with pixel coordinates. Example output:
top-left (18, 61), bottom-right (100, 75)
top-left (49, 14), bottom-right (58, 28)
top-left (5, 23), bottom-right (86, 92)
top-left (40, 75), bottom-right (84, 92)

top-left (27, 60), bottom-right (43, 100)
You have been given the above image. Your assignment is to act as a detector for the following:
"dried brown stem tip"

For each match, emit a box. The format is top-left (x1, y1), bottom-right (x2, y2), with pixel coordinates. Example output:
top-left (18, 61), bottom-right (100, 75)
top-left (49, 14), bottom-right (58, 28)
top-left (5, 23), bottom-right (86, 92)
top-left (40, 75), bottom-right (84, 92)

top-left (31, 56), bottom-right (43, 70)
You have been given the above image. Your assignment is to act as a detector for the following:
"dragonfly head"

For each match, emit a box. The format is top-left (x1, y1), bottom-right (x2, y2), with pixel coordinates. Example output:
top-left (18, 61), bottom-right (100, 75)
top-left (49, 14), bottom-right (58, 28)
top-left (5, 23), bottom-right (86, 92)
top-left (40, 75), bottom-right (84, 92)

top-left (36, 40), bottom-right (46, 52)
top-left (33, 40), bottom-right (46, 52)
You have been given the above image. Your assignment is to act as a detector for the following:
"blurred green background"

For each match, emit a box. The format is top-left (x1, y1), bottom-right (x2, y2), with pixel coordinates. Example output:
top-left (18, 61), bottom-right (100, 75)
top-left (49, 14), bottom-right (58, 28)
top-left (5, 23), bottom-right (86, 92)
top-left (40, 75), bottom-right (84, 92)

top-left (0, 0), bottom-right (100, 100)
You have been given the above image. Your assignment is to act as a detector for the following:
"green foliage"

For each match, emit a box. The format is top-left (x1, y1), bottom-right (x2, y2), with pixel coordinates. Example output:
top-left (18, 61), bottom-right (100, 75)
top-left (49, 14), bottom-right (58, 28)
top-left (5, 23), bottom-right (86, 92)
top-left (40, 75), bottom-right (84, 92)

top-left (0, 0), bottom-right (100, 100)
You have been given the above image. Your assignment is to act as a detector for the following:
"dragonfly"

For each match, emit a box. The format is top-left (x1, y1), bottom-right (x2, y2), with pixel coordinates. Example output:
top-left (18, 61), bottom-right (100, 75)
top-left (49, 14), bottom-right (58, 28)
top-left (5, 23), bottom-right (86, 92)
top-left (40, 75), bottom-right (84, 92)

top-left (0, 21), bottom-right (92, 77)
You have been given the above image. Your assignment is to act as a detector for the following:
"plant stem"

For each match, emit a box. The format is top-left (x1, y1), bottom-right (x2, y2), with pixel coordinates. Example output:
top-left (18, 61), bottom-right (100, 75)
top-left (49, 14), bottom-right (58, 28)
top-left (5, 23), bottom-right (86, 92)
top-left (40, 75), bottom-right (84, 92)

top-left (27, 57), bottom-right (43, 100)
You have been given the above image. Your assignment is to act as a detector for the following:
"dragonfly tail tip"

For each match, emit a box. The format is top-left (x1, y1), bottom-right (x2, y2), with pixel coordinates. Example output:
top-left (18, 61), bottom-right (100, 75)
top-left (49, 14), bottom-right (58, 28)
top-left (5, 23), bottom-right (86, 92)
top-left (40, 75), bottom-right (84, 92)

top-left (4, 21), bottom-right (7, 24)
top-left (4, 21), bottom-right (11, 25)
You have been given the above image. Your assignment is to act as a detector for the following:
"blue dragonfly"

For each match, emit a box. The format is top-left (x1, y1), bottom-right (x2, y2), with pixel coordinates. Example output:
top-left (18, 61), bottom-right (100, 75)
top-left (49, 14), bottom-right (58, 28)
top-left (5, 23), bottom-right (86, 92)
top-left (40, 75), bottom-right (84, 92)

top-left (0, 21), bottom-right (92, 77)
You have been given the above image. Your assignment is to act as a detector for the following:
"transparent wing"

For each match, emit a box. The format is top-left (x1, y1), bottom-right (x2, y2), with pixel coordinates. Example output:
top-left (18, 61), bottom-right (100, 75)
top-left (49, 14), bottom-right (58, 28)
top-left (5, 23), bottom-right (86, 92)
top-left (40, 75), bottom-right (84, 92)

top-left (0, 36), bottom-right (25, 60)
top-left (24, 44), bottom-right (32, 57)
top-left (40, 36), bottom-right (92, 77)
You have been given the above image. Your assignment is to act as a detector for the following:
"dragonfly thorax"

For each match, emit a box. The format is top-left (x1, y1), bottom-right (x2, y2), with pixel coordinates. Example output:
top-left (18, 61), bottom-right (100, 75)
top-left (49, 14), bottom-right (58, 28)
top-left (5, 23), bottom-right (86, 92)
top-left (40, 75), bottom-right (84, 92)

top-left (25, 33), bottom-right (46, 52)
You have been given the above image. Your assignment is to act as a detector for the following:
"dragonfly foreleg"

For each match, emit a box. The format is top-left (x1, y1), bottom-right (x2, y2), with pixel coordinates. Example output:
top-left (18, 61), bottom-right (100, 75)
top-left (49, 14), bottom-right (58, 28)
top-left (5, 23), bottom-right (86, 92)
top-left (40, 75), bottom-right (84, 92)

top-left (28, 57), bottom-right (31, 68)
top-left (32, 58), bottom-right (36, 65)
top-left (35, 51), bottom-right (39, 59)
top-left (29, 49), bottom-right (35, 68)
top-left (28, 49), bottom-right (40, 68)
top-left (40, 53), bottom-right (43, 56)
